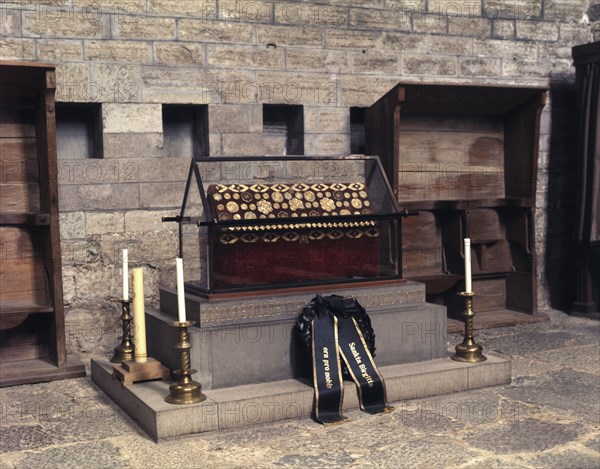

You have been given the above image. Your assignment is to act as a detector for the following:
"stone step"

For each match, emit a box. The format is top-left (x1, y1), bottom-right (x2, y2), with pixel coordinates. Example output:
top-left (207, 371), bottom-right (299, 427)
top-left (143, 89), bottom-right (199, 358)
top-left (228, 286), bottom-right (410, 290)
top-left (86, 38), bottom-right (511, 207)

top-left (146, 298), bottom-right (446, 390)
top-left (91, 354), bottom-right (511, 442)
top-left (160, 280), bottom-right (427, 326)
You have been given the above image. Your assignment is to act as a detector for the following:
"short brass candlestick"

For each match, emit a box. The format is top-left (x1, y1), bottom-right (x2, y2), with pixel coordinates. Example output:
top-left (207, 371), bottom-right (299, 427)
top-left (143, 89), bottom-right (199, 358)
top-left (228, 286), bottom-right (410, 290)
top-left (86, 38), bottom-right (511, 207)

top-left (165, 320), bottom-right (206, 405)
top-left (111, 299), bottom-right (134, 363)
top-left (451, 291), bottom-right (487, 363)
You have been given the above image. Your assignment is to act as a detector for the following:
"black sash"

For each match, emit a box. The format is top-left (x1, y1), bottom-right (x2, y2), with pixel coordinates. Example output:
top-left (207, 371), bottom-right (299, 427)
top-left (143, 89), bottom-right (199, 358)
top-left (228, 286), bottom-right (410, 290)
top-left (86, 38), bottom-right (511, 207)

top-left (312, 307), bottom-right (390, 425)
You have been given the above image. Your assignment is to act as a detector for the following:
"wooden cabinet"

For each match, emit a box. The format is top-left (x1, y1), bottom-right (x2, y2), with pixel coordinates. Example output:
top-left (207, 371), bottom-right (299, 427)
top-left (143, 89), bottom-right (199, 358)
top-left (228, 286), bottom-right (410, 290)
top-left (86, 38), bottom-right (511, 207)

top-left (0, 61), bottom-right (85, 386)
top-left (366, 83), bottom-right (547, 324)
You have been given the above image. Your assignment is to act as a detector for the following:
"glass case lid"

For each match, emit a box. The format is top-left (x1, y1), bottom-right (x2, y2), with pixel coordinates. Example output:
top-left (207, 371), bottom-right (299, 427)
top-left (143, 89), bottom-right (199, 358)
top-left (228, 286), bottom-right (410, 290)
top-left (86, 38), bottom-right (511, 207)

top-left (181, 156), bottom-right (403, 227)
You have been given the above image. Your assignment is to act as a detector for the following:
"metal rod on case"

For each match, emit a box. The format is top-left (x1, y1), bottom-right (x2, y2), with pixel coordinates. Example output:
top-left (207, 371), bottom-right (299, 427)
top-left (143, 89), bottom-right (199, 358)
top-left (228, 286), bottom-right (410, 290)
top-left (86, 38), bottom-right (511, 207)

top-left (399, 209), bottom-right (419, 217)
top-left (162, 216), bottom-right (191, 223)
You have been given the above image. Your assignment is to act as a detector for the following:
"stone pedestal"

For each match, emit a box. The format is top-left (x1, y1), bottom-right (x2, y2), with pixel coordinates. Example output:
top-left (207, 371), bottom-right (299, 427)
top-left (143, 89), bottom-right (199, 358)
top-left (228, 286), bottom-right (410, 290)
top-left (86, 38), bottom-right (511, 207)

top-left (148, 281), bottom-right (447, 390)
top-left (91, 280), bottom-right (512, 441)
top-left (91, 354), bottom-right (511, 441)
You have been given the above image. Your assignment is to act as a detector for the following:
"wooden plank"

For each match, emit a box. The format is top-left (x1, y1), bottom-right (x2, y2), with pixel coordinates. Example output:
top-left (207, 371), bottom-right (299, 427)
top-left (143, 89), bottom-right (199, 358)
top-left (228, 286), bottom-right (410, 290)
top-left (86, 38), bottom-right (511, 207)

top-left (0, 183), bottom-right (40, 213)
top-left (0, 213), bottom-right (49, 225)
top-left (113, 358), bottom-right (171, 387)
top-left (0, 225), bottom-right (41, 248)
top-left (0, 304), bottom-right (53, 314)
top-left (0, 226), bottom-right (47, 305)
top-left (0, 284), bottom-right (48, 307)
top-left (471, 240), bottom-right (513, 275)
top-left (0, 137), bottom-right (37, 160)
top-left (504, 96), bottom-right (544, 200)
top-left (0, 260), bottom-right (47, 294)
top-left (365, 87), bottom-right (400, 193)
top-left (40, 68), bottom-right (67, 368)
top-left (0, 105), bottom-right (36, 138)
top-left (398, 130), bottom-right (504, 166)
top-left (473, 278), bottom-right (506, 312)
top-left (0, 60), bottom-right (54, 69)
top-left (0, 138), bottom-right (38, 183)
top-left (397, 171), bottom-right (505, 201)
top-left (399, 115), bottom-right (503, 133)
top-left (401, 211), bottom-right (444, 275)
top-left (0, 356), bottom-right (86, 387)
top-left (506, 271), bottom-right (534, 312)
top-left (0, 342), bottom-right (50, 362)
top-left (467, 208), bottom-right (505, 240)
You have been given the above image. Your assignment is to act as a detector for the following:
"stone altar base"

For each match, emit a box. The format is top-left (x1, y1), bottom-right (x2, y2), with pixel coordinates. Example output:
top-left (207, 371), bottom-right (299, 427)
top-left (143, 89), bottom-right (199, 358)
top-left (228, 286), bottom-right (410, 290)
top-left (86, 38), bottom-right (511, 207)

top-left (92, 280), bottom-right (511, 440)
top-left (149, 281), bottom-right (447, 390)
top-left (91, 354), bottom-right (511, 441)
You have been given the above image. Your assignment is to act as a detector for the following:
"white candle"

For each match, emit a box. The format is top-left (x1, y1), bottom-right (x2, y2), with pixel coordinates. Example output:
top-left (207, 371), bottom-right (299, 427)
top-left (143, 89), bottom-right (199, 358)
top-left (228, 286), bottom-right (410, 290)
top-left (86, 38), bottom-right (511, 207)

top-left (176, 257), bottom-right (187, 323)
top-left (122, 249), bottom-right (129, 301)
top-left (464, 238), bottom-right (472, 293)
top-left (132, 268), bottom-right (147, 363)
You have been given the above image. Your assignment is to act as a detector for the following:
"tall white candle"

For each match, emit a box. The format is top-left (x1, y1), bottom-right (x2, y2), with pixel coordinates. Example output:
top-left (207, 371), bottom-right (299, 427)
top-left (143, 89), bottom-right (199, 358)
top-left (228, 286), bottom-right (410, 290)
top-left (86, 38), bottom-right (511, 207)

top-left (122, 249), bottom-right (128, 301)
top-left (132, 268), bottom-right (147, 363)
top-left (464, 238), bottom-right (472, 293)
top-left (176, 257), bottom-right (187, 323)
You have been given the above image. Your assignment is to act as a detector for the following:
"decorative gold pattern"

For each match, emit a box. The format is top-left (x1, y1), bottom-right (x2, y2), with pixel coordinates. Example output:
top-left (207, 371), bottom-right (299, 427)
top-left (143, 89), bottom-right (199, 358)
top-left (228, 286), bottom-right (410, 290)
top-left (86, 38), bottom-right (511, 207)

top-left (289, 197), bottom-right (304, 211)
top-left (208, 182), bottom-right (378, 245)
top-left (218, 227), bottom-right (380, 244)
top-left (226, 201), bottom-right (239, 213)
top-left (257, 199), bottom-right (273, 215)
top-left (320, 197), bottom-right (335, 211)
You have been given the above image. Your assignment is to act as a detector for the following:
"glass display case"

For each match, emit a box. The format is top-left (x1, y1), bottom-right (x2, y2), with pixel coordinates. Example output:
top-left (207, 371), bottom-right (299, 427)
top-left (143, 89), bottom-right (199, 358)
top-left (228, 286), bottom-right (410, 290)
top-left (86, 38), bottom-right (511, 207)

top-left (178, 156), bottom-right (409, 296)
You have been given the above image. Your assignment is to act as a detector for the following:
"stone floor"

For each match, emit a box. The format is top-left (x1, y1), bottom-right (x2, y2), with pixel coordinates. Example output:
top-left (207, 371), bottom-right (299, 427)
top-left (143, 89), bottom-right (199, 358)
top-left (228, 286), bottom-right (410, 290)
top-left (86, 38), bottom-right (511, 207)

top-left (1, 309), bottom-right (599, 469)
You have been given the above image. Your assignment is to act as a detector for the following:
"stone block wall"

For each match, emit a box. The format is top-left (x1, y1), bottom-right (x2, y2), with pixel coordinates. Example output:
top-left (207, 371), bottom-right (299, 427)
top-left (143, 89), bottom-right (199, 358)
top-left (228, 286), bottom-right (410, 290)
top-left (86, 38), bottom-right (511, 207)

top-left (0, 1), bottom-right (594, 360)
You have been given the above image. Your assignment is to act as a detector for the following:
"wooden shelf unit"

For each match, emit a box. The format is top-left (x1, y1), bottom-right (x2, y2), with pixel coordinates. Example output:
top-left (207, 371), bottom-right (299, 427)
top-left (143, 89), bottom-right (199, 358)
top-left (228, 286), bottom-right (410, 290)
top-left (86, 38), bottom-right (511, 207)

top-left (366, 83), bottom-right (547, 319)
top-left (0, 61), bottom-right (86, 386)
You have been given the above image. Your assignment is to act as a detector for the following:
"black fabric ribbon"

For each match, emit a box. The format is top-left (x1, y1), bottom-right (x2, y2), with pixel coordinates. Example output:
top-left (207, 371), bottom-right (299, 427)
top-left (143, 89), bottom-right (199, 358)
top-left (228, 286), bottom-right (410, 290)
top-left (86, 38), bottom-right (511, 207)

top-left (311, 297), bottom-right (390, 425)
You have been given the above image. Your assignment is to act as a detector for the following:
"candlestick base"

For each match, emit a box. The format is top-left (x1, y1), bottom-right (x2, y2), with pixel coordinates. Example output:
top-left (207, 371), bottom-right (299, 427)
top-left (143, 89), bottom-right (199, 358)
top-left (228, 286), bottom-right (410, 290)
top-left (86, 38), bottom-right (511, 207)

top-left (451, 291), bottom-right (487, 363)
top-left (165, 321), bottom-right (207, 405)
top-left (111, 300), bottom-right (135, 363)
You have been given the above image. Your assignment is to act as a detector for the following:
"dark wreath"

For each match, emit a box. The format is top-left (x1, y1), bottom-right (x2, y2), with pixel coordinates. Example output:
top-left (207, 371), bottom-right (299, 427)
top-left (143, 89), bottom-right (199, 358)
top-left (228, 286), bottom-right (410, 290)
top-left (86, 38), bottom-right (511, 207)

top-left (294, 294), bottom-right (376, 381)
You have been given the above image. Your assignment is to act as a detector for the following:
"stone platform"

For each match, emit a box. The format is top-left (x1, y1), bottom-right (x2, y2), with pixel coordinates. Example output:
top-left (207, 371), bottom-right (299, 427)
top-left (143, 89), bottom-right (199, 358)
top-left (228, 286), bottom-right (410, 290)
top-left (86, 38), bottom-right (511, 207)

top-left (149, 281), bottom-right (447, 389)
top-left (91, 280), bottom-right (511, 442)
top-left (91, 353), bottom-right (511, 442)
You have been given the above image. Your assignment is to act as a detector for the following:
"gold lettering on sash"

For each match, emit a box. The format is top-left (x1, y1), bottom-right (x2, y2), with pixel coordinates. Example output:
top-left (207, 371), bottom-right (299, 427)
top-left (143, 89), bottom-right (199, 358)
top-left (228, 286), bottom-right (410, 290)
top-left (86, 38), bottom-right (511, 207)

top-left (349, 341), bottom-right (362, 364)
top-left (323, 346), bottom-right (333, 389)
top-left (349, 342), bottom-right (374, 387)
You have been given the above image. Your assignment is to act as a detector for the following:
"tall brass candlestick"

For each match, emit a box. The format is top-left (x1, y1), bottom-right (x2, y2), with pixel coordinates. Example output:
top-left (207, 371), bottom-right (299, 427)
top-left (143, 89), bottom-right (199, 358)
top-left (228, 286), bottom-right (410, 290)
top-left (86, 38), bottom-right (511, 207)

top-left (451, 291), bottom-right (487, 363)
top-left (110, 299), bottom-right (134, 363)
top-left (165, 321), bottom-right (206, 405)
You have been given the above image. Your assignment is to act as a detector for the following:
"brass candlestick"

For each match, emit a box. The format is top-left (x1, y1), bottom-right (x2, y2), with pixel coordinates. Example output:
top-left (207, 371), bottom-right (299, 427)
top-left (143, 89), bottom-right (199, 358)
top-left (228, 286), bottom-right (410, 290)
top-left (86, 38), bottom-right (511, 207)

top-left (451, 291), bottom-right (487, 363)
top-left (165, 320), bottom-right (206, 405)
top-left (111, 299), bottom-right (134, 363)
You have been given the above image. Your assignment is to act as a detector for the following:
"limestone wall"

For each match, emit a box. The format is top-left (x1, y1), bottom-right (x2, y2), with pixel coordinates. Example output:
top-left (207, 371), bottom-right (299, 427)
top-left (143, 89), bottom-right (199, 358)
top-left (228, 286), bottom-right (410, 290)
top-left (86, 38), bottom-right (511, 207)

top-left (0, 1), bottom-right (594, 360)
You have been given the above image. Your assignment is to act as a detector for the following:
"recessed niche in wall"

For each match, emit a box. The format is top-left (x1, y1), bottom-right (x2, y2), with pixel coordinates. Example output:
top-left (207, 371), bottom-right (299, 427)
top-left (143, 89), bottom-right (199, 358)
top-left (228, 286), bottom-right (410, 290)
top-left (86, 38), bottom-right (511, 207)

top-left (56, 103), bottom-right (103, 159)
top-left (162, 104), bottom-right (209, 157)
top-left (263, 104), bottom-right (304, 155)
top-left (350, 107), bottom-right (366, 154)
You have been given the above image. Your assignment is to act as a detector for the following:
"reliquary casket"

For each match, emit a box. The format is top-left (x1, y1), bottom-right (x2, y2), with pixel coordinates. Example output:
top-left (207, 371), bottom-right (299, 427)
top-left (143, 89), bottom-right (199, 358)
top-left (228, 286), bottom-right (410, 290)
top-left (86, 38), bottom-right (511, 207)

top-left (177, 156), bottom-right (406, 296)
